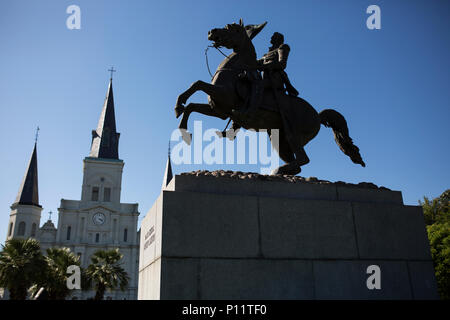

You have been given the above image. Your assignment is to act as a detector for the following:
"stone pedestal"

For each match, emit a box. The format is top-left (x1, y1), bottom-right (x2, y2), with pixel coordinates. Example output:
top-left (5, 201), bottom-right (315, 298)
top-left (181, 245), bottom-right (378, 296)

top-left (138, 172), bottom-right (438, 300)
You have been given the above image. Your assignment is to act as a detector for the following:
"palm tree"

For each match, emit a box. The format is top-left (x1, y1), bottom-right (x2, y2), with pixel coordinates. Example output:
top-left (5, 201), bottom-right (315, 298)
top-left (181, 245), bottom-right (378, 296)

top-left (37, 247), bottom-right (81, 299)
top-left (85, 248), bottom-right (129, 300)
top-left (0, 238), bottom-right (47, 300)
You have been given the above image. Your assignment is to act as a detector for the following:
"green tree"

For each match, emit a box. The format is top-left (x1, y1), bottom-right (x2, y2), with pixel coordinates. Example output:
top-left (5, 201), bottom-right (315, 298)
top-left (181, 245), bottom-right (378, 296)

top-left (84, 248), bottom-right (129, 300)
top-left (34, 247), bottom-right (81, 300)
top-left (420, 189), bottom-right (449, 225)
top-left (0, 238), bottom-right (47, 300)
top-left (420, 189), bottom-right (450, 299)
top-left (427, 221), bottom-right (450, 299)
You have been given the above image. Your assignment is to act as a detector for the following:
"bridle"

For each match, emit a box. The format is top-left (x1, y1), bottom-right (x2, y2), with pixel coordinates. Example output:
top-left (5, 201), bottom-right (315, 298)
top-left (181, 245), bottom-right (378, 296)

top-left (205, 43), bottom-right (257, 80)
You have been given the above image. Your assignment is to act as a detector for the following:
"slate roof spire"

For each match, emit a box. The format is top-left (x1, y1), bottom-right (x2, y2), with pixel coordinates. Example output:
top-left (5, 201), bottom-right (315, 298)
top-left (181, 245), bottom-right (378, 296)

top-left (15, 142), bottom-right (41, 207)
top-left (89, 78), bottom-right (120, 159)
top-left (161, 142), bottom-right (173, 189)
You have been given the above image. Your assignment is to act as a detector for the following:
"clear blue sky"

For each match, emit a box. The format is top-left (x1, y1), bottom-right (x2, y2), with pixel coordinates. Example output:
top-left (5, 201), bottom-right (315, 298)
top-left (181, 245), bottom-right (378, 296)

top-left (1, 0), bottom-right (449, 245)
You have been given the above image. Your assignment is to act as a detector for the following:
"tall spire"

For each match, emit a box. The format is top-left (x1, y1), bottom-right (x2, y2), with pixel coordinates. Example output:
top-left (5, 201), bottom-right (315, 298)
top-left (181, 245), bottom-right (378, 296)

top-left (15, 142), bottom-right (40, 207)
top-left (89, 78), bottom-right (120, 159)
top-left (161, 142), bottom-right (173, 189)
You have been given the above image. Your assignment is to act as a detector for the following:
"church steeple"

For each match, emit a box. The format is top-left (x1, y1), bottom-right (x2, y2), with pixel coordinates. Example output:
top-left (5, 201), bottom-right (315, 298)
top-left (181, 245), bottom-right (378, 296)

top-left (89, 78), bottom-right (120, 159)
top-left (15, 142), bottom-right (41, 207)
top-left (162, 143), bottom-right (173, 189)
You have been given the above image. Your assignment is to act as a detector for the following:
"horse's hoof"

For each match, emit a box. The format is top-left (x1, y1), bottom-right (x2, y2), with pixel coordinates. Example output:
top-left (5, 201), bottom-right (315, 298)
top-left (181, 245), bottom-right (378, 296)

top-left (271, 163), bottom-right (301, 176)
top-left (175, 105), bottom-right (185, 119)
top-left (180, 129), bottom-right (192, 145)
top-left (271, 167), bottom-right (285, 175)
top-left (215, 130), bottom-right (226, 138)
top-left (226, 128), bottom-right (239, 141)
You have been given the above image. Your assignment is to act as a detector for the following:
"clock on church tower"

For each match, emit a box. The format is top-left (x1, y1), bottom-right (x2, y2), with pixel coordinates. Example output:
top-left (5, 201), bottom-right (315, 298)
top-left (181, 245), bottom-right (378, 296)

top-left (93, 212), bottom-right (106, 225)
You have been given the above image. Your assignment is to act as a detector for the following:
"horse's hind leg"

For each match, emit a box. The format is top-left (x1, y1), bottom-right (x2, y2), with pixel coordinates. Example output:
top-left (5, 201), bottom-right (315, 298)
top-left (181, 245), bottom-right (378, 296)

top-left (294, 146), bottom-right (310, 167)
top-left (179, 103), bottom-right (227, 144)
top-left (269, 129), bottom-right (307, 175)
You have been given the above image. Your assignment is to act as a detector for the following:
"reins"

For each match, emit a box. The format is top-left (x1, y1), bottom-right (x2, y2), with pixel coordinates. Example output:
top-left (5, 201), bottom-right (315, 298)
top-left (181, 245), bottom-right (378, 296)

top-left (205, 45), bottom-right (257, 81)
top-left (204, 45), bottom-right (233, 135)
top-left (205, 45), bottom-right (231, 79)
top-left (203, 44), bottom-right (257, 134)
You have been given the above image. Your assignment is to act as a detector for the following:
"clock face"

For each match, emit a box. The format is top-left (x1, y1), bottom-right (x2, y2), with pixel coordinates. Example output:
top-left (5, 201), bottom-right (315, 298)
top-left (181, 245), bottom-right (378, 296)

top-left (93, 212), bottom-right (106, 225)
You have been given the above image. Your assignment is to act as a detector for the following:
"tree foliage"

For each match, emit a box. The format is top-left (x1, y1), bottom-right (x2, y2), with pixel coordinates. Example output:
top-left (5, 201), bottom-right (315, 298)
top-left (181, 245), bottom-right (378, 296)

top-left (420, 189), bottom-right (449, 226)
top-left (0, 238), bottom-right (47, 300)
top-left (420, 189), bottom-right (450, 299)
top-left (0, 238), bottom-right (128, 300)
top-left (38, 247), bottom-right (81, 299)
top-left (84, 248), bottom-right (129, 300)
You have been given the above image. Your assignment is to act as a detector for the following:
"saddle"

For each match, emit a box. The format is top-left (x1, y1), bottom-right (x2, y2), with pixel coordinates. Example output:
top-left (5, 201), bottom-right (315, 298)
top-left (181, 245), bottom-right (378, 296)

top-left (235, 70), bottom-right (294, 114)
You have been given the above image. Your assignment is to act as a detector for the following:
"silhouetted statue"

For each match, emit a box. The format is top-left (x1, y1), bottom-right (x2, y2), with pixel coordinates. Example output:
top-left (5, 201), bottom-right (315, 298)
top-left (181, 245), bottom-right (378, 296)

top-left (234, 31), bottom-right (299, 121)
top-left (175, 19), bottom-right (365, 175)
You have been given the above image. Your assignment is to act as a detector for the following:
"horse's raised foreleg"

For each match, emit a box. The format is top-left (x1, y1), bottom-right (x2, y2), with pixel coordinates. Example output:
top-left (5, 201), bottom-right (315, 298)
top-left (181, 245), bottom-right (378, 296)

top-left (175, 80), bottom-right (225, 118)
top-left (179, 103), bottom-right (227, 144)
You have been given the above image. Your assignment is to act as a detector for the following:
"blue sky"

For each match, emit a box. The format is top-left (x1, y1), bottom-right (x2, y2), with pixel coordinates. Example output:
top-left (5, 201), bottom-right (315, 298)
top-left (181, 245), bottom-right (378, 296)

top-left (0, 0), bottom-right (449, 245)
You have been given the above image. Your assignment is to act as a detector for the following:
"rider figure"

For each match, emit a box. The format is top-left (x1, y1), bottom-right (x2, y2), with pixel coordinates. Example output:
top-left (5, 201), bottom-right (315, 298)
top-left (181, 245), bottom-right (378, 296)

top-left (236, 32), bottom-right (299, 120)
top-left (259, 32), bottom-right (298, 97)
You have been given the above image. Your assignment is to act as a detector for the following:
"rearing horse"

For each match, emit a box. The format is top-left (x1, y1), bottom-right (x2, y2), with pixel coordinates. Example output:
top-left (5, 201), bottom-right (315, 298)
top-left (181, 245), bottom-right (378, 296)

top-left (175, 20), bottom-right (365, 175)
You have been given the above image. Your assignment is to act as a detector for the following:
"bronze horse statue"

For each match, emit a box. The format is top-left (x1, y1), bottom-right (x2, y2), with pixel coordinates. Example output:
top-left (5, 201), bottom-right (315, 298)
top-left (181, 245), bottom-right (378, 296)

top-left (175, 20), bottom-right (365, 175)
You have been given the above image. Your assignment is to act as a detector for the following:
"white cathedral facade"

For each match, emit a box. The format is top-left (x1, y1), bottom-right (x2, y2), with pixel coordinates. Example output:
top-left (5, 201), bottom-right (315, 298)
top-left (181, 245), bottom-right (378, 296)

top-left (5, 78), bottom-right (140, 300)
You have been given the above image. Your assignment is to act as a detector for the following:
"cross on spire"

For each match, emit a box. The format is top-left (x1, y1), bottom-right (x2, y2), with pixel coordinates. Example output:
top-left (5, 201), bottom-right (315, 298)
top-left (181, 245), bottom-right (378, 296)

top-left (48, 210), bottom-right (53, 221)
top-left (108, 67), bottom-right (116, 80)
top-left (35, 126), bottom-right (40, 144)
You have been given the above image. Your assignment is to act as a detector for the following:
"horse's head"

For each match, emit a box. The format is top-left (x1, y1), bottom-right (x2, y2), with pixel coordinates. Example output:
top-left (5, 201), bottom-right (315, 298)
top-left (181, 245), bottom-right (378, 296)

top-left (208, 20), bottom-right (248, 50)
top-left (208, 19), bottom-right (267, 50)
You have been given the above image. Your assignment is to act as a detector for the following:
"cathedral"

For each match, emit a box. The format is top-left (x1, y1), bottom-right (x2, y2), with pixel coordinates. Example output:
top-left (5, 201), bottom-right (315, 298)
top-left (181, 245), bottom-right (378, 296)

top-left (5, 78), bottom-right (140, 300)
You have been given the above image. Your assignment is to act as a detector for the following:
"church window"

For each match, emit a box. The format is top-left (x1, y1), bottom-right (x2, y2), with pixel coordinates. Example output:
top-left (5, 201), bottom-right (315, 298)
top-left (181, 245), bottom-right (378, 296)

top-left (8, 222), bottom-right (13, 236)
top-left (67, 226), bottom-right (72, 240)
top-left (104, 187), bottom-right (111, 202)
top-left (31, 223), bottom-right (37, 237)
top-left (92, 187), bottom-right (99, 201)
top-left (124, 228), bottom-right (128, 242)
top-left (18, 221), bottom-right (26, 236)
top-left (95, 233), bottom-right (100, 243)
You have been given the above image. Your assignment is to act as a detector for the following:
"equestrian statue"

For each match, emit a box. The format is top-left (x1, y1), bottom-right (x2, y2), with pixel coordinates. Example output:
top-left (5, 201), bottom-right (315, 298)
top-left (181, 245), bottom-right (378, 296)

top-left (174, 19), bottom-right (365, 175)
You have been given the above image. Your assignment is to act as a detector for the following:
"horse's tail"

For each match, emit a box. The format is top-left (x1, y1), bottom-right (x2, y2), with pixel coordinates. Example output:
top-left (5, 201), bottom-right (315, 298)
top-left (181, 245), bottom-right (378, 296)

top-left (319, 109), bottom-right (366, 167)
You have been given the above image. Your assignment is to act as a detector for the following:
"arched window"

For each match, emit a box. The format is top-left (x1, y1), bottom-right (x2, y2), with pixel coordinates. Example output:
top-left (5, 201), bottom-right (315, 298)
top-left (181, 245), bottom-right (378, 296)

top-left (31, 223), bottom-right (37, 237)
top-left (8, 222), bottom-right (13, 237)
top-left (123, 228), bottom-right (128, 242)
top-left (104, 188), bottom-right (111, 202)
top-left (18, 222), bottom-right (26, 236)
top-left (95, 233), bottom-right (100, 243)
top-left (91, 187), bottom-right (99, 201)
top-left (67, 226), bottom-right (72, 240)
